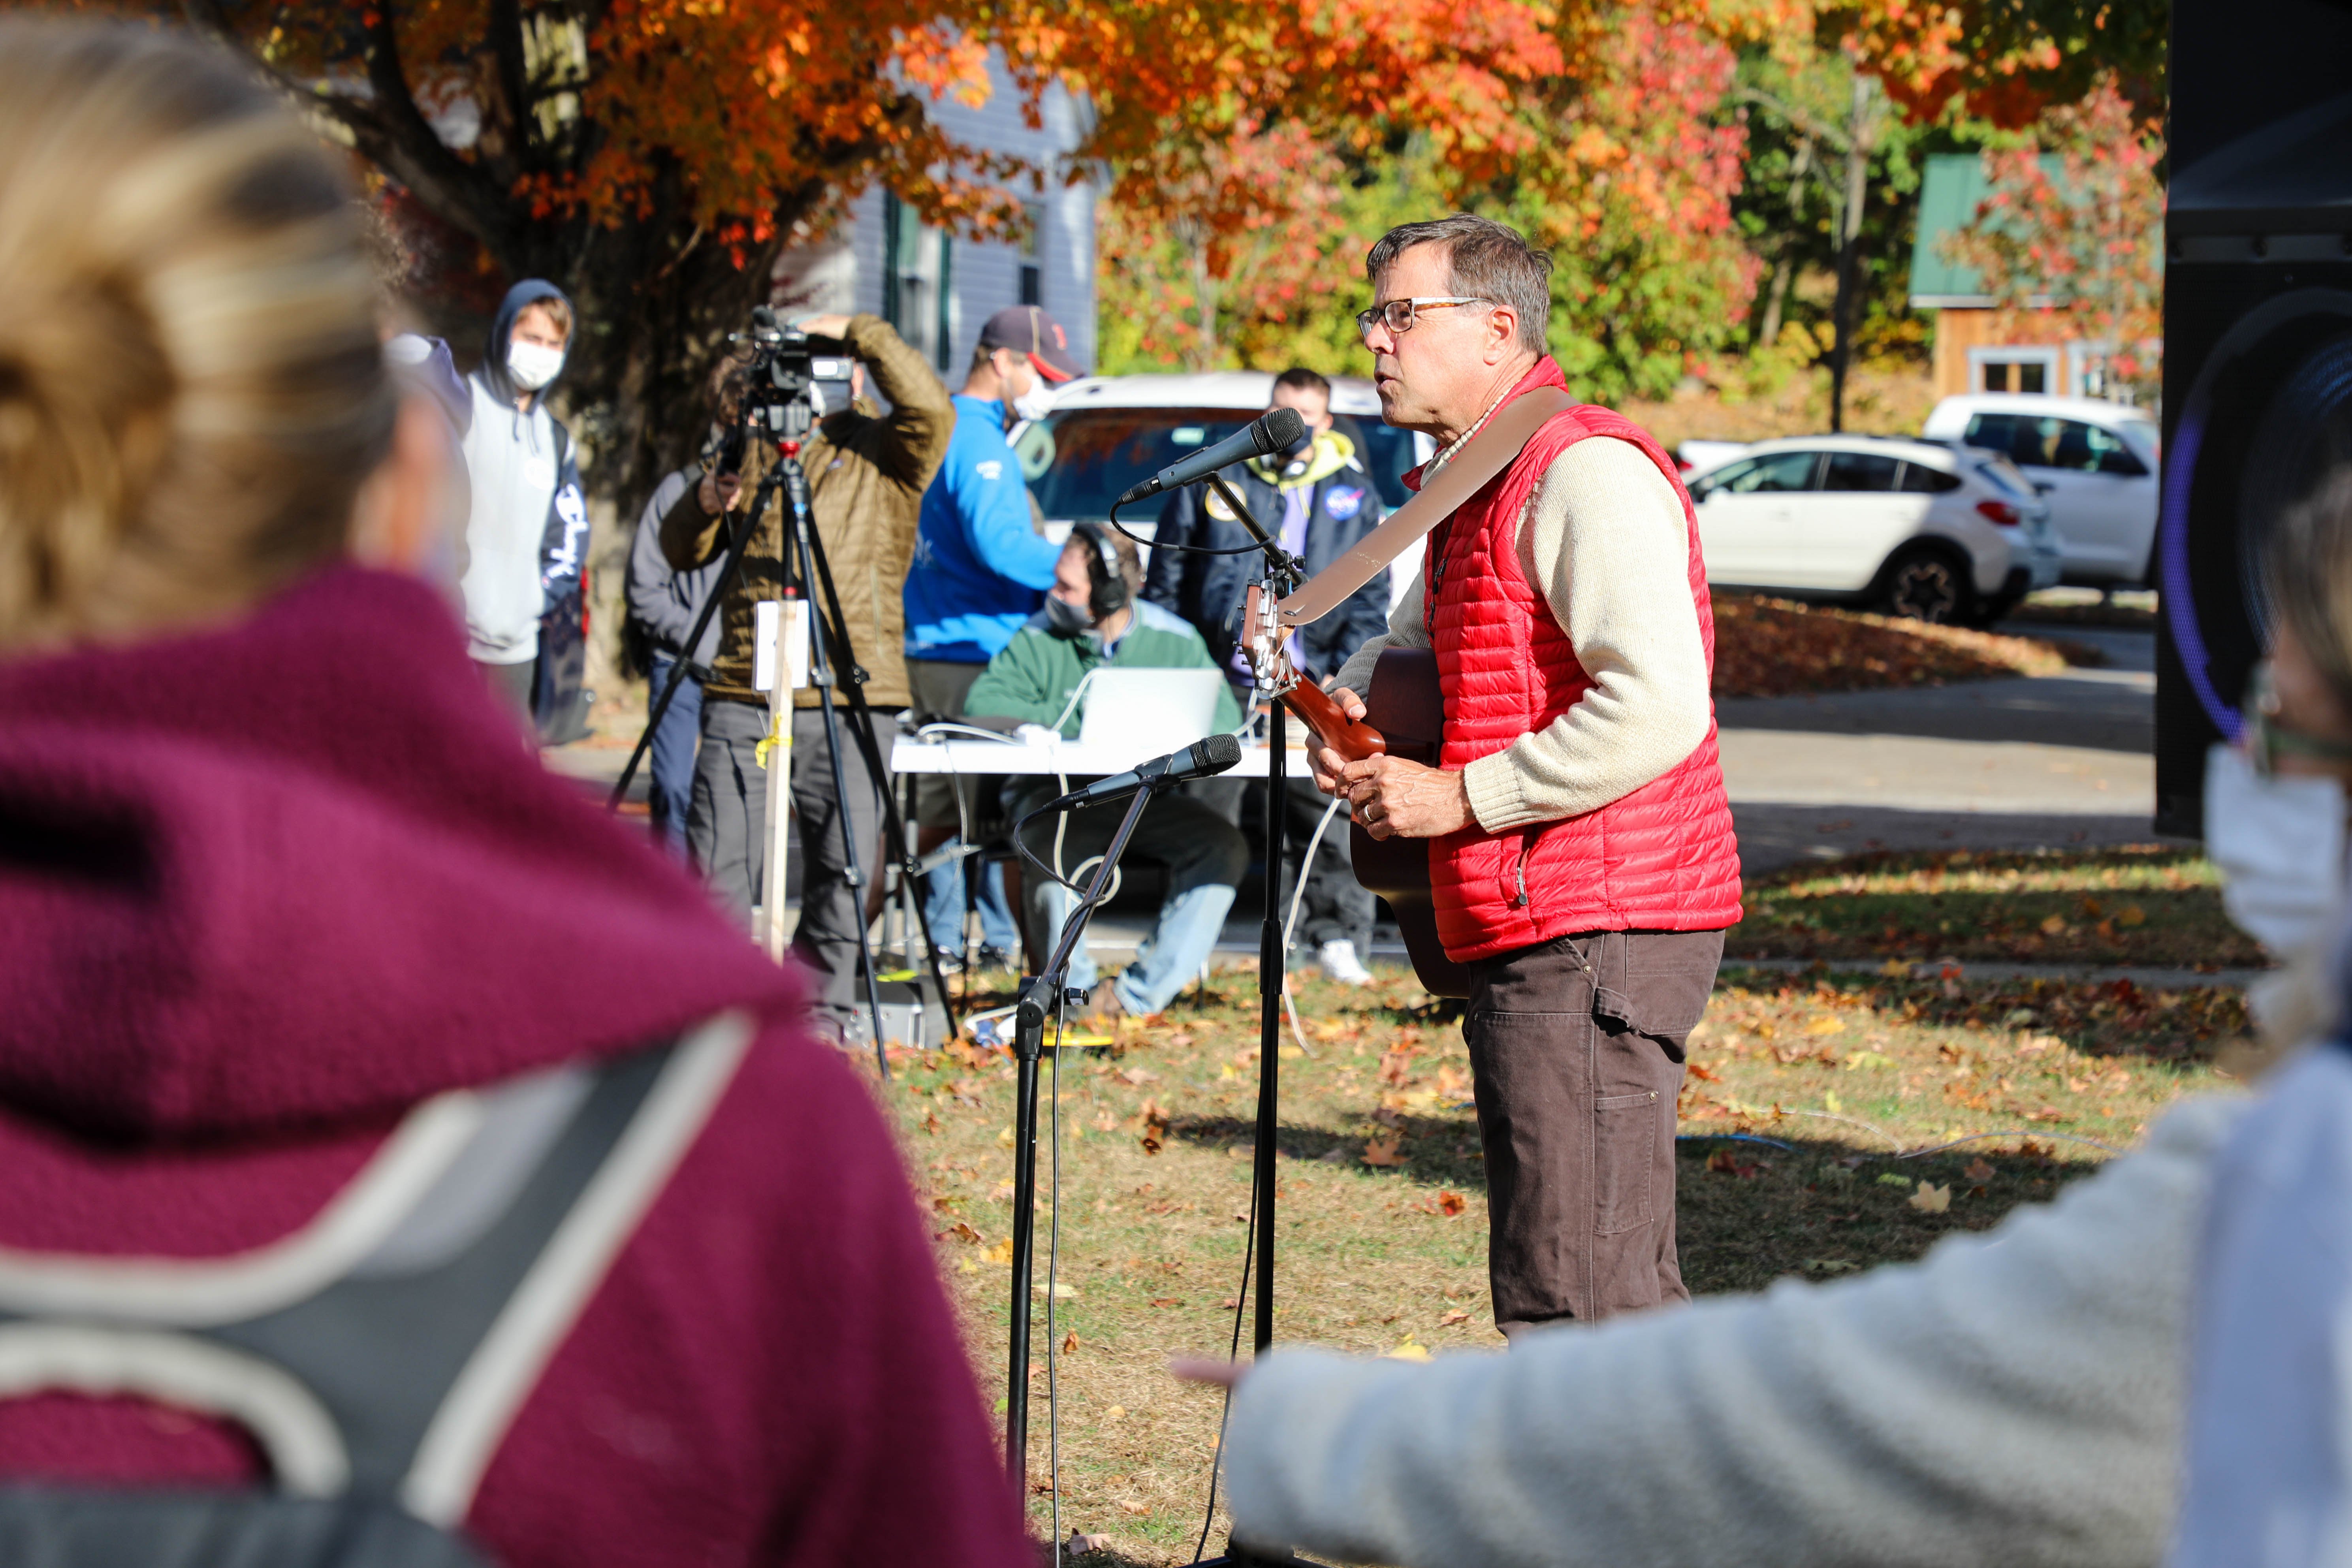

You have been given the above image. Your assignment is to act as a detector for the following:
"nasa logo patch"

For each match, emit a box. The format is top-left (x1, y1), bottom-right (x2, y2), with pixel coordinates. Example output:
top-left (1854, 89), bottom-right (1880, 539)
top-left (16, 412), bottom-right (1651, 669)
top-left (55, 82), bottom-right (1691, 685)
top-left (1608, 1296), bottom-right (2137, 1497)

top-left (1204, 488), bottom-right (1237, 521)
top-left (1324, 485), bottom-right (1365, 521)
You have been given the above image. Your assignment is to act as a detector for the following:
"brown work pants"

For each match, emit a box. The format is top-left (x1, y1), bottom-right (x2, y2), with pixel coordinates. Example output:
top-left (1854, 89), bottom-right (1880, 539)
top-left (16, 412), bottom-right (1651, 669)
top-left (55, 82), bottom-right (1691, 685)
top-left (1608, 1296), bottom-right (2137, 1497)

top-left (1465, 928), bottom-right (1724, 1336)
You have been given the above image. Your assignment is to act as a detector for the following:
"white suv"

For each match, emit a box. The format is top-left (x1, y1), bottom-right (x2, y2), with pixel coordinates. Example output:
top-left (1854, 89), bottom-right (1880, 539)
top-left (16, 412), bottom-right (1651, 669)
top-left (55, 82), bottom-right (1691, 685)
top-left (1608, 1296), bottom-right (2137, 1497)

top-left (1919, 394), bottom-right (2160, 587)
top-left (1686, 435), bottom-right (2062, 625)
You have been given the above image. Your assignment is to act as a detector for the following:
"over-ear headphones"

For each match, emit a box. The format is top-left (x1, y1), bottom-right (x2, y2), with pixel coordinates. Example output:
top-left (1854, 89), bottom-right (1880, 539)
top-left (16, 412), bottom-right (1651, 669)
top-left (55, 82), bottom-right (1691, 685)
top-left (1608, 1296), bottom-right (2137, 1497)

top-left (1071, 522), bottom-right (1131, 620)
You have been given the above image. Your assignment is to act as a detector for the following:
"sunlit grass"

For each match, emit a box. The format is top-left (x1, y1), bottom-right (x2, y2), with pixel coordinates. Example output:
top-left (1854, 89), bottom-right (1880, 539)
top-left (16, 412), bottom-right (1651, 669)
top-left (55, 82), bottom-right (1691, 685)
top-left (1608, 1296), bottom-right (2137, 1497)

top-left (875, 958), bottom-right (2248, 1561)
top-left (1731, 847), bottom-right (2263, 969)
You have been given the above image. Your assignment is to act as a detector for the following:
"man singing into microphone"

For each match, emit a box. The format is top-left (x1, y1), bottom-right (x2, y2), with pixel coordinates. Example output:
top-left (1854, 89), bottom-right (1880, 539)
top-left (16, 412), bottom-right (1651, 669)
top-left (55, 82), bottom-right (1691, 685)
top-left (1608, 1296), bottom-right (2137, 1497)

top-left (1317, 215), bottom-right (1741, 1334)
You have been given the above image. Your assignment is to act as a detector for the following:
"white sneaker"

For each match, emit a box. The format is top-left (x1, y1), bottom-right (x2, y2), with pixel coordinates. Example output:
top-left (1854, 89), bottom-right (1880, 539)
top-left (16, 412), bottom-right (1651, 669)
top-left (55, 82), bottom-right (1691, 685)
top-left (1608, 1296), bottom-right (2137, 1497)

top-left (1317, 939), bottom-right (1373, 986)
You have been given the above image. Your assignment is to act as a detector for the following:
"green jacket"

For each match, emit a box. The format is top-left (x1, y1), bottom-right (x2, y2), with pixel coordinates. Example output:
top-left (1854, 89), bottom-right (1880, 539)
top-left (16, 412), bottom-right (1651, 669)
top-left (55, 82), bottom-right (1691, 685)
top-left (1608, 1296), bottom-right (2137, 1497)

top-left (964, 600), bottom-right (1245, 738)
top-left (658, 314), bottom-right (953, 708)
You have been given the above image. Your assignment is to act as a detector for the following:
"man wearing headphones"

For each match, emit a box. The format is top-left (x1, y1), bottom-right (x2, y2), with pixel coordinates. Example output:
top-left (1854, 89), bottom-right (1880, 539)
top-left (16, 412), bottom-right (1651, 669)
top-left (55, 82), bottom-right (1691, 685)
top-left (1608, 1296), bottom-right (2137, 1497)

top-left (963, 525), bottom-right (1248, 1022)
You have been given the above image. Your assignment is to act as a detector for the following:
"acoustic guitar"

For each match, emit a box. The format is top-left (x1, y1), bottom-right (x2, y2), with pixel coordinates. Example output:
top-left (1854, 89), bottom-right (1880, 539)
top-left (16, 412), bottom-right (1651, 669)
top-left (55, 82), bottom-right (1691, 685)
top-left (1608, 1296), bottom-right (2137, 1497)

top-left (1230, 386), bottom-right (1578, 998)
top-left (1242, 588), bottom-right (1472, 997)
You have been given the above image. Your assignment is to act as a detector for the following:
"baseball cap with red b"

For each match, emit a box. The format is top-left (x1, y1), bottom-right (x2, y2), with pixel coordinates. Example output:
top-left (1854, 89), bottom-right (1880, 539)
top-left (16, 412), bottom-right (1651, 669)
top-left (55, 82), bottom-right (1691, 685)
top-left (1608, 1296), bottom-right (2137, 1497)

top-left (978, 305), bottom-right (1085, 383)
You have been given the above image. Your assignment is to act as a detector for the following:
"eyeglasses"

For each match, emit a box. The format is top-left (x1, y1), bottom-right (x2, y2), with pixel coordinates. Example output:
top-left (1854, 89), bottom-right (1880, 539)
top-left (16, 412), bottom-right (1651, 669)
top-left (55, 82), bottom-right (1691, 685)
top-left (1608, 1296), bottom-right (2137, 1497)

top-left (1354, 296), bottom-right (1492, 343)
top-left (2246, 660), bottom-right (2352, 777)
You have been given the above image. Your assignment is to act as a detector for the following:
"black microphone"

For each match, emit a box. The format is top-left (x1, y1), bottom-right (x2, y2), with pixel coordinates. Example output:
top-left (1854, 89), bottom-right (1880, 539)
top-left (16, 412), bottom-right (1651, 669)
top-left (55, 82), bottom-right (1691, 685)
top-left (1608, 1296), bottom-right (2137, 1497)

top-left (1115, 408), bottom-right (1307, 507)
top-left (1042, 733), bottom-right (1244, 812)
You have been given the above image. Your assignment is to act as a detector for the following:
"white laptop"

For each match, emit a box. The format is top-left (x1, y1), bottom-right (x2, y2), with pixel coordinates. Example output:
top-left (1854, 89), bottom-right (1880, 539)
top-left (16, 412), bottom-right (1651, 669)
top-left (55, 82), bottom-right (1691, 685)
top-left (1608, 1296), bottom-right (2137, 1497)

top-left (1077, 668), bottom-right (1227, 756)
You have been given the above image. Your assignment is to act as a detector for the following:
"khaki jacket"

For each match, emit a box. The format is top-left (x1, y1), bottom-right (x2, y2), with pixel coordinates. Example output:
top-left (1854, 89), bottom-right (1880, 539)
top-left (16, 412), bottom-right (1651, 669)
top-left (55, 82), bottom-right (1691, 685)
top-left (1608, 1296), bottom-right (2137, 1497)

top-left (659, 314), bottom-right (953, 709)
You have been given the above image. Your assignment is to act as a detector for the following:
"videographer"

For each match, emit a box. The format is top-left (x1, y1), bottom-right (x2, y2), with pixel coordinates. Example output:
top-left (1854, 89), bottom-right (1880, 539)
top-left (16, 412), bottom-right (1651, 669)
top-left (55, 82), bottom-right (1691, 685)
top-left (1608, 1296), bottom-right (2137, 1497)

top-left (660, 312), bottom-right (953, 1037)
top-left (625, 358), bottom-right (743, 855)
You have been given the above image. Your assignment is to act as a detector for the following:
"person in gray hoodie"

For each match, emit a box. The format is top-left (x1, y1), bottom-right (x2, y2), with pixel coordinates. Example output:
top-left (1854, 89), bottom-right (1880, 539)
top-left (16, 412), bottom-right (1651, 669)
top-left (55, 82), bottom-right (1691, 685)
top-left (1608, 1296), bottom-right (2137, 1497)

top-left (459, 279), bottom-right (589, 739)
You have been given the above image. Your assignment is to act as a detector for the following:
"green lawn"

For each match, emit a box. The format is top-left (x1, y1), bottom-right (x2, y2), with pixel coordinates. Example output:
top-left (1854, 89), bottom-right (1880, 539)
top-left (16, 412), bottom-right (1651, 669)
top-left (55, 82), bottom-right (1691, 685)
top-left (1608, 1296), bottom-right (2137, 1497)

top-left (879, 956), bottom-right (2248, 1561)
top-left (1728, 846), bottom-right (2265, 970)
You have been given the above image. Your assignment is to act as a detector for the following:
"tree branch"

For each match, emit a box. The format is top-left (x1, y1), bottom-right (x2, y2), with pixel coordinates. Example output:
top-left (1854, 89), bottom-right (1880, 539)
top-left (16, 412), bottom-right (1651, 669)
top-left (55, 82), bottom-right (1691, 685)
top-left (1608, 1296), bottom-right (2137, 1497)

top-left (1732, 85), bottom-right (1849, 155)
top-left (355, 4), bottom-right (516, 257)
top-left (487, 0), bottom-right (536, 170)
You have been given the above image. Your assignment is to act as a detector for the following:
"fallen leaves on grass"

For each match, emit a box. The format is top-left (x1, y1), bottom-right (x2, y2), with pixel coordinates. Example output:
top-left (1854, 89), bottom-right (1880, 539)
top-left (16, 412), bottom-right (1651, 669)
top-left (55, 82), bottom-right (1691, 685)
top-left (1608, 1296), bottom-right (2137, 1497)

top-left (982, 1237), bottom-right (1013, 1265)
top-left (1385, 1336), bottom-right (1433, 1362)
top-left (1706, 1147), bottom-right (1768, 1178)
top-left (1908, 1181), bottom-right (1953, 1214)
top-left (1729, 846), bottom-right (2260, 969)
top-left (1067, 1530), bottom-right (1112, 1555)
top-left (1362, 1134), bottom-right (1407, 1167)
top-left (1137, 1101), bottom-right (1170, 1155)
top-left (1712, 594), bottom-right (2074, 699)
top-left (1963, 1158), bottom-right (1997, 1185)
top-left (1440, 1308), bottom-right (1471, 1326)
top-left (935, 1221), bottom-right (983, 1244)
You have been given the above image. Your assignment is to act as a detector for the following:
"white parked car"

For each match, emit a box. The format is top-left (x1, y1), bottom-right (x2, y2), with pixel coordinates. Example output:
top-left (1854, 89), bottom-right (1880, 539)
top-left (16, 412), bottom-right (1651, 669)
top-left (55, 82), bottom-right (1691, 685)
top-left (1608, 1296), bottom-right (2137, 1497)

top-left (1685, 434), bottom-right (2063, 625)
top-left (1011, 372), bottom-right (1436, 609)
top-left (1919, 394), bottom-right (2160, 587)
top-left (1676, 439), bottom-right (1750, 474)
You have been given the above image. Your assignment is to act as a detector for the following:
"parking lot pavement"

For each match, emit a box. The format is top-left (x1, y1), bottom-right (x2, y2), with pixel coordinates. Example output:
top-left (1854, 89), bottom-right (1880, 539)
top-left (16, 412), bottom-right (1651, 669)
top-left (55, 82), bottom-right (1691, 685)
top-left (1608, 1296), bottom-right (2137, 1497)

top-left (1720, 625), bottom-right (2171, 875)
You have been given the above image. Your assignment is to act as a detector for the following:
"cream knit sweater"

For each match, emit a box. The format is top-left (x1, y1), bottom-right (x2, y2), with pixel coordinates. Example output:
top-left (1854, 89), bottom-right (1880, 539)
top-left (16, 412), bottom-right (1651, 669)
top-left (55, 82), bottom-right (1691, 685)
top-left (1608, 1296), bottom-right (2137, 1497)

top-left (1222, 1094), bottom-right (2243, 1568)
top-left (1332, 436), bottom-right (1710, 832)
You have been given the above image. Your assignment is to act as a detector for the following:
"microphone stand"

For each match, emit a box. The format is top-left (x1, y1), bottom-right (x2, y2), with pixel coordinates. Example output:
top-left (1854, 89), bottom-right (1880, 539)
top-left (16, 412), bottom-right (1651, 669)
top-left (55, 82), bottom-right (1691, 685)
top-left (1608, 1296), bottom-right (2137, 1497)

top-left (1200, 472), bottom-right (1313, 1568)
top-left (1004, 780), bottom-right (1164, 1498)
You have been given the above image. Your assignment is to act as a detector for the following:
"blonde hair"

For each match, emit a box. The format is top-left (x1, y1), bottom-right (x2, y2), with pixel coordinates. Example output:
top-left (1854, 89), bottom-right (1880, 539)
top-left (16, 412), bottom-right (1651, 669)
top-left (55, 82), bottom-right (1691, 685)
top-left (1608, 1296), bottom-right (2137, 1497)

top-left (0, 18), bottom-right (393, 648)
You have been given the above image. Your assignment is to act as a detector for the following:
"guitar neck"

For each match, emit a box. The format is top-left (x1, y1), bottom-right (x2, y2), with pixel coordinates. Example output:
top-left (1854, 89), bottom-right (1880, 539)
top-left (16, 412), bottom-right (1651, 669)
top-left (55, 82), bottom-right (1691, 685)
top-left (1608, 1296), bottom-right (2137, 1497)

top-left (1278, 679), bottom-right (1385, 763)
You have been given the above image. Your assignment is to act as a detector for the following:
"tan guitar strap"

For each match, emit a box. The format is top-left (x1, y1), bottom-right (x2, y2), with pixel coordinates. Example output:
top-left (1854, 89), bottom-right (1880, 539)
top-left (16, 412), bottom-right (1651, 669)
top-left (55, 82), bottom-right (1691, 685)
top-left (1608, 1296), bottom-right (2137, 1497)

top-left (1272, 386), bottom-right (1577, 628)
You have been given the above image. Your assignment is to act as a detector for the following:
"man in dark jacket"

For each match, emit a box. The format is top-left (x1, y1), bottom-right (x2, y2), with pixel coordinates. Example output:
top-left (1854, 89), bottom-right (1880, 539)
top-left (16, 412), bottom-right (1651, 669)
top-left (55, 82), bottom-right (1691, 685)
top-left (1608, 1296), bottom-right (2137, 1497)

top-left (1145, 368), bottom-right (1392, 984)
top-left (625, 360), bottom-right (741, 855)
top-left (661, 312), bottom-right (952, 1035)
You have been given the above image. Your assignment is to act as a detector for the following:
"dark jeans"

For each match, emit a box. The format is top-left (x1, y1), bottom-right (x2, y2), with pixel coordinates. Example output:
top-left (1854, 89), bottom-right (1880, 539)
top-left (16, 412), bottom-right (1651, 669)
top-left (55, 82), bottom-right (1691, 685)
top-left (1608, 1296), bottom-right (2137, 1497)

top-left (689, 696), bottom-right (888, 1019)
top-left (645, 650), bottom-right (704, 858)
top-left (1189, 777), bottom-right (1375, 953)
top-left (1465, 928), bottom-right (1724, 1335)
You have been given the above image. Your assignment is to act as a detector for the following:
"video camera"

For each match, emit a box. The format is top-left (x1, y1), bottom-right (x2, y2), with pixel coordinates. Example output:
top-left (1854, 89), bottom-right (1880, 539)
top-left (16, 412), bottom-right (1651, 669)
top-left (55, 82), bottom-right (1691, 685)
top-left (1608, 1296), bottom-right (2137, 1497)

top-left (719, 306), bottom-right (854, 471)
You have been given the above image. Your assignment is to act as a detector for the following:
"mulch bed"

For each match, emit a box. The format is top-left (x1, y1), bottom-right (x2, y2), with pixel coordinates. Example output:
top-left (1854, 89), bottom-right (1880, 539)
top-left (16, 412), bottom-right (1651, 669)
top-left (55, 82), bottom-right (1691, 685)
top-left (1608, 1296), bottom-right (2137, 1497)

top-left (1713, 594), bottom-right (2094, 698)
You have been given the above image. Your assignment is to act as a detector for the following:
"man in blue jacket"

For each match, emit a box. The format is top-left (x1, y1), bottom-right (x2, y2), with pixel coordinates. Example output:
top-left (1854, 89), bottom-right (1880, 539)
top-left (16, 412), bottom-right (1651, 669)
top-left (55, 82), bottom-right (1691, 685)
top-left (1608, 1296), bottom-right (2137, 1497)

top-left (1146, 368), bottom-right (1392, 984)
top-left (902, 305), bottom-right (1086, 967)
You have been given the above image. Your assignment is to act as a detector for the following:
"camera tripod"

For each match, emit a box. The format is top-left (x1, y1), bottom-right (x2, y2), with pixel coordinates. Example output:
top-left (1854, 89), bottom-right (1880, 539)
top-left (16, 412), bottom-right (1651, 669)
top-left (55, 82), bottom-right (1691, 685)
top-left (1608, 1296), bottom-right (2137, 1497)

top-left (609, 434), bottom-right (961, 1074)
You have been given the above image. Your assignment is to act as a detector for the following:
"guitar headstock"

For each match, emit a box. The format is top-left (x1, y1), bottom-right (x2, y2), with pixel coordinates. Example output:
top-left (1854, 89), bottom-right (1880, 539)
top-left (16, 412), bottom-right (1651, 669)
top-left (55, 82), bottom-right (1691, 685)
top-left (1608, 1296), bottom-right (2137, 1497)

top-left (1241, 582), bottom-right (1299, 697)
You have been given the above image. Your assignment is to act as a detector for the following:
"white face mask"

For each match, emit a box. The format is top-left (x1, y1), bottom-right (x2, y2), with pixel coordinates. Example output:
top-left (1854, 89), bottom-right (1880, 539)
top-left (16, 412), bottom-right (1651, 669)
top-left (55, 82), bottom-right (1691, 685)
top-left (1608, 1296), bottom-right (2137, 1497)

top-left (1012, 379), bottom-right (1056, 424)
top-left (2205, 742), bottom-right (2350, 955)
top-left (506, 339), bottom-right (565, 392)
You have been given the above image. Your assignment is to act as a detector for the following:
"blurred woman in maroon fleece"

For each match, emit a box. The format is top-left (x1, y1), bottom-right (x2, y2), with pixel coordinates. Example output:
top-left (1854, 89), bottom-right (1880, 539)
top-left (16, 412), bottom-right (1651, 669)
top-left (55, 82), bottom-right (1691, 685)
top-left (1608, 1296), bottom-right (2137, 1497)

top-left (0, 18), bottom-right (1025, 1567)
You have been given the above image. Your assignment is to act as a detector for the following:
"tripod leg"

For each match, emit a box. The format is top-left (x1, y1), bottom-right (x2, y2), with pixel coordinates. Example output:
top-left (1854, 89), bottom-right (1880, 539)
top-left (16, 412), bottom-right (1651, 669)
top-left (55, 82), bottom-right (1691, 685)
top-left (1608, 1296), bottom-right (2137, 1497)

top-left (781, 504), bottom-right (889, 1079)
top-left (609, 464), bottom-right (786, 812)
top-left (796, 512), bottom-right (964, 1039)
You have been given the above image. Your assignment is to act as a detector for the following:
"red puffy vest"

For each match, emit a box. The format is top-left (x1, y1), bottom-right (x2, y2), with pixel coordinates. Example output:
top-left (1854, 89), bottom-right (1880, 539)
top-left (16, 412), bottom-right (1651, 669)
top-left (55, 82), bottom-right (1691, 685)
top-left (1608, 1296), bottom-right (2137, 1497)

top-left (1419, 358), bottom-right (1742, 962)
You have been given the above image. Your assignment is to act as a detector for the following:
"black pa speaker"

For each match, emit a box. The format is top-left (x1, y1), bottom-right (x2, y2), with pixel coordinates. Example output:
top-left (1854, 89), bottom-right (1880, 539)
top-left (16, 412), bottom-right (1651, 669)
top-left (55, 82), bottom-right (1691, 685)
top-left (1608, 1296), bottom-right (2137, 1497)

top-left (2154, 0), bottom-right (2352, 834)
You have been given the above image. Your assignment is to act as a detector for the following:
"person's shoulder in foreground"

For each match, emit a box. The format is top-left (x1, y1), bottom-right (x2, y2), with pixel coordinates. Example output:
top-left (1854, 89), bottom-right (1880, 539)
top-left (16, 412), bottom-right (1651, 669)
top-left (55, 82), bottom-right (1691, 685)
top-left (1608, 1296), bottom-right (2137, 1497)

top-left (0, 567), bottom-right (1029, 1568)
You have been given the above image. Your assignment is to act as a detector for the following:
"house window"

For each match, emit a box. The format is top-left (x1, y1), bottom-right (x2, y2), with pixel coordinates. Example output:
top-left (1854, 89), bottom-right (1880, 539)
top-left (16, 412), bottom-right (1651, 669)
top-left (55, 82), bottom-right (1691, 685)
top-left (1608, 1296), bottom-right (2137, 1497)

top-left (882, 193), bottom-right (954, 370)
top-left (1020, 200), bottom-right (1046, 307)
top-left (1970, 346), bottom-right (2060, 395)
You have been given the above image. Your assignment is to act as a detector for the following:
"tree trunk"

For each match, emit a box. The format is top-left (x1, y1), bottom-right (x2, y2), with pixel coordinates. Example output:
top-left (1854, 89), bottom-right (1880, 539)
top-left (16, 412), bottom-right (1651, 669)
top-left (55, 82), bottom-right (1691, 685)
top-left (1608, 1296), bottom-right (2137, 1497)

top-left (1754, 138), bottom-right (1811, 354)
top-left (1827, 78), bottom-right (1873, 434)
